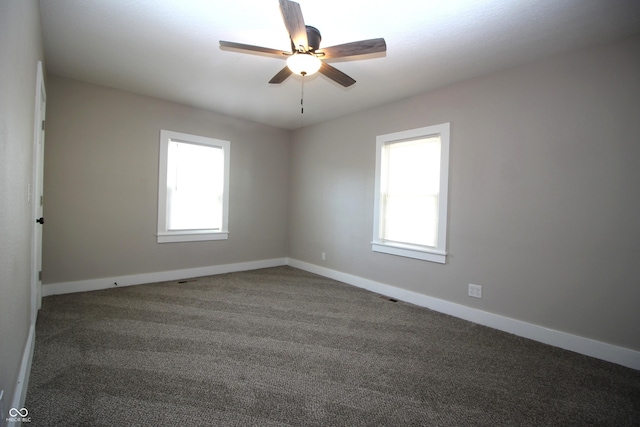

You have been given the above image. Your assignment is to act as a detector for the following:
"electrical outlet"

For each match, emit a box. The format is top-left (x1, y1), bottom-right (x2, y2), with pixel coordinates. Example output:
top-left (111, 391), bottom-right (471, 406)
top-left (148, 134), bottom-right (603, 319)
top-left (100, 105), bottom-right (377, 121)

top-left (468, 284), bottom-right (482, 298)
top-left (321, 252), bottom-right (326, 261)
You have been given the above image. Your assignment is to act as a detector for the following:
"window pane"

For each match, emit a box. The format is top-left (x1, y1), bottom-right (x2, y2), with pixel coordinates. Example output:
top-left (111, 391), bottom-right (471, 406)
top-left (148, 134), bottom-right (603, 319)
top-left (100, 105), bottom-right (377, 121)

top-left (381, 136), bottom-right (441, 247)
top-left (167, 141), bottom-right (223, 230)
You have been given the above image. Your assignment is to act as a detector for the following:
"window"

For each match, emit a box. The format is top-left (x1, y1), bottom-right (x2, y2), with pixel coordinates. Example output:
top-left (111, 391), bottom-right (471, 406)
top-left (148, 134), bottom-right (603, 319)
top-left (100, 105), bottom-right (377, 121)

top-left (372, 123), bottom-right (450, 263)
top-left (157, 130), bottom-right (230, 243)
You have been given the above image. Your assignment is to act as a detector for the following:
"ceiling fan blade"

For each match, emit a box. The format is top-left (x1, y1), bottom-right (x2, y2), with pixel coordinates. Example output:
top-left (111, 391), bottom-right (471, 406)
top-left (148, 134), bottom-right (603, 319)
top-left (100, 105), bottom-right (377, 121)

top-left (269, 66), bottom-right (293, 84)
top-left (319, 38), bottom-right (387, 59)
top-left (279, 0), bottom-right (308, 52)
top-left (319, 62), bottom-right (356, 87)
top-left (219, 41), bottom-right (289, 58)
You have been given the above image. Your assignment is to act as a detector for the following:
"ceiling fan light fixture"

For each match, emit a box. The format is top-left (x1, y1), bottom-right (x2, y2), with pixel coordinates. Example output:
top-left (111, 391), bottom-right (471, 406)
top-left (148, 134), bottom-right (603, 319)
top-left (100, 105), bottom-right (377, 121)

top-left (286, 52), bottom-right (321, 76)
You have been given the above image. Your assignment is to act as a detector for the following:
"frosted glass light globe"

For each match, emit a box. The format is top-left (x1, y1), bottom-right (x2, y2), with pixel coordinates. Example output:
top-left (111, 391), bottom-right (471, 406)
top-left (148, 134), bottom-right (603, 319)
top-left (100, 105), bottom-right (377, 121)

top-left (286, 53), bottom-right (322, 76)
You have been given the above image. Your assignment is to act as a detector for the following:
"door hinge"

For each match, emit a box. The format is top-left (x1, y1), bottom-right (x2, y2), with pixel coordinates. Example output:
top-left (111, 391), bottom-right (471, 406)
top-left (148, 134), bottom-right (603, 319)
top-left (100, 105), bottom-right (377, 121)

top-left (40, 195), bottom-right (43, 207)
top-left (41, 120), bottom-right (45, 130)
top-left (38, 271), bottom-right (42, 281)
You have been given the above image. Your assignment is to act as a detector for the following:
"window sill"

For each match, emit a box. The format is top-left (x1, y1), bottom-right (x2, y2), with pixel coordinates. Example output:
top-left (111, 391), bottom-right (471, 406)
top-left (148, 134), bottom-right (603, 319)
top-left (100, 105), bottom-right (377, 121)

top-left (372, 242), bottom-right (446, 264)
top-left (157, 231), bottom-right (229, 243)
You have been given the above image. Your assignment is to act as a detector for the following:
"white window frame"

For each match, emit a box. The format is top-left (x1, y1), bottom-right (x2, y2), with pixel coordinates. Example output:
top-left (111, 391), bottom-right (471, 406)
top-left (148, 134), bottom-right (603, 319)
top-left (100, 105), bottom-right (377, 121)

top-left (372, 123), bottom-right (450, 263)
top-left (157, 130), bottom-right (230, 243)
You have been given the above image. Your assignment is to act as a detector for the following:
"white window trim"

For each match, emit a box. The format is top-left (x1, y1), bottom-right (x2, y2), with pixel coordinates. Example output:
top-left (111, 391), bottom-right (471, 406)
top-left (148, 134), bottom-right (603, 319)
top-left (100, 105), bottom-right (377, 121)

top-left (157, 130), bottom-right (230, 243)
top-left (372, 123), bottom-right (450, 263)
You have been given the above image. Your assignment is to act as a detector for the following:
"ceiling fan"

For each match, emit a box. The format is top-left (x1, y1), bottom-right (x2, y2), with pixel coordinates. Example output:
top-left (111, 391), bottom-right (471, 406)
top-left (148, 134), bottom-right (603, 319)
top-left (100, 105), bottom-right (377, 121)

top-left (219, 0), bottom-right (386, 88)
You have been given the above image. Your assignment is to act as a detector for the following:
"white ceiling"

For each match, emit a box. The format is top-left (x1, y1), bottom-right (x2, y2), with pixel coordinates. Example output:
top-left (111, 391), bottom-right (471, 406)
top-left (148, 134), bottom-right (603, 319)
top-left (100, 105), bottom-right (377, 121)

top-left (39, 0), bottom-right (640, 130)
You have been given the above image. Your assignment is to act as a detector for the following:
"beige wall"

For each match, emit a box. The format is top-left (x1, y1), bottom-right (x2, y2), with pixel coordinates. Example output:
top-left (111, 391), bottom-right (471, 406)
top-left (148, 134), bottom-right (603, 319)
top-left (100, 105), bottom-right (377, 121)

top-left (42, 76), bottom-right (290, 284)
top-left (0, 0), bottom-right (43, 408)
top-left (288, 35), bottom-right (640, 352)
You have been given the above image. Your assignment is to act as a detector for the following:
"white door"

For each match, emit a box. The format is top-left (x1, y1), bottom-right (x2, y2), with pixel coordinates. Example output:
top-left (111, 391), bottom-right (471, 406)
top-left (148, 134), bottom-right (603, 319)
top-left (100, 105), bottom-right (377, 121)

top-left (31, 61), bottom-right (46, 321)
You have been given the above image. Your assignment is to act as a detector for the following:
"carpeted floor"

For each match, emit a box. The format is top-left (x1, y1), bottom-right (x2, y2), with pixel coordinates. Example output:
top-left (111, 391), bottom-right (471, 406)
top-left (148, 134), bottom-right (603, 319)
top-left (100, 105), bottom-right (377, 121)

top-left (26, 266), bottom-right (640, 426)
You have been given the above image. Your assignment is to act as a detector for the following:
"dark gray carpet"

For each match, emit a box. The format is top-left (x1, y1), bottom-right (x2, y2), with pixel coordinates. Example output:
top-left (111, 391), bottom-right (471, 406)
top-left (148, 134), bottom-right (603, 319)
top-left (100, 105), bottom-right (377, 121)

top-left (26, 266), bottom-right (640, 426)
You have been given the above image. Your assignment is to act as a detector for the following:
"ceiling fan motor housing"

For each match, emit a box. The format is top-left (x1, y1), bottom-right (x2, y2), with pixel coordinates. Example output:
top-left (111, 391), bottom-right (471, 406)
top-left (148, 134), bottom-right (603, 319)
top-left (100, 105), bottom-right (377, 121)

top-left (292, 25), bottom-right (321, 52)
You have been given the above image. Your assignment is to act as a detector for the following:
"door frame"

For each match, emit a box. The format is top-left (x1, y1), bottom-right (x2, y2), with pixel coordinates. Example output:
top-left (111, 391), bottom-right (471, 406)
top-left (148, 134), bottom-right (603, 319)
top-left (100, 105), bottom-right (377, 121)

top-left (31, 60), bottom-right (46, 324)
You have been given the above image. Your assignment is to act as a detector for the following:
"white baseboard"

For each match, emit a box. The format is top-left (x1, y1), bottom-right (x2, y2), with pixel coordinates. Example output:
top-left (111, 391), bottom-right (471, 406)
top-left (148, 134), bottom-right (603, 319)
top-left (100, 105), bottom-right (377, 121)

top-left (11, 325), bottom-right (35, 415)
top-left (42, 258), bottom-right (288, 297)
top-left (287, 258), bottom-right (640, 371)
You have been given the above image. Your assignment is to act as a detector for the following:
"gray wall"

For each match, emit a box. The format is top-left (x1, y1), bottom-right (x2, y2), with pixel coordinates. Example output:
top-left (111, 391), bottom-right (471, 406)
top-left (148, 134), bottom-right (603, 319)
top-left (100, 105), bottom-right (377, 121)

top-left (0, 0), bottom-right (43, 407)
top-left (42, 76), bottom-right (290, 284)
top-left (288, 35), bottom-right (640, 352)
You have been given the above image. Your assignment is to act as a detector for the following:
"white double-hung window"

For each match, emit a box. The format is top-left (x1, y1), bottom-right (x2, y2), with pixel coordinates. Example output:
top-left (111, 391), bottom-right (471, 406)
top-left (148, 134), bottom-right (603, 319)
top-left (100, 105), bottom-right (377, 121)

top-left (372, 123), bottom-right (450, 263)
top-left (157, 130), bottom-right (230, 243)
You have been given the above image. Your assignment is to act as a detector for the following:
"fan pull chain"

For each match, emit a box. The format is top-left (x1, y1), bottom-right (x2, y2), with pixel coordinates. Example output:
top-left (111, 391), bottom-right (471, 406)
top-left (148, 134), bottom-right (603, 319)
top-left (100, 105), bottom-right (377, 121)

top-left (300, 71), bottom-right (306, 114)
